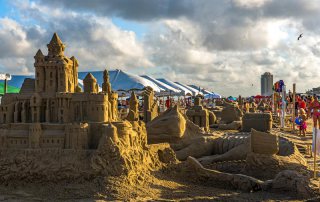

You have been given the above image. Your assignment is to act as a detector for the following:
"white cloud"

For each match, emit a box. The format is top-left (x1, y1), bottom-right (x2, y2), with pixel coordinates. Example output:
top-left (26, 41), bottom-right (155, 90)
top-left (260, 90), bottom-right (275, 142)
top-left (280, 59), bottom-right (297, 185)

top-left (233, 0), bottom-right (272, 8)
top-left (2, 0), bottom-right (320, 96)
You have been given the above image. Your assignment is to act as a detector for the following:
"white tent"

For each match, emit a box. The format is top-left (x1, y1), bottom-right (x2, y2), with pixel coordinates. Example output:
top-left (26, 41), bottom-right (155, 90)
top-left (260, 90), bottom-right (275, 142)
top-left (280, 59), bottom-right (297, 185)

top-left (141, 75), bottom-right (181, 94)
top-left (109, 69), bottom-right (162, 92)
top-left (157, 78), bottom-right (192, 96)
top-left (175, 82), bottom-right (203, 96)
top-left (78, 70), bottom-right (163, 93)
top-left (188, 85), bottom-right (212, 95)
top-left (204, 93), bottom-right (222, 99)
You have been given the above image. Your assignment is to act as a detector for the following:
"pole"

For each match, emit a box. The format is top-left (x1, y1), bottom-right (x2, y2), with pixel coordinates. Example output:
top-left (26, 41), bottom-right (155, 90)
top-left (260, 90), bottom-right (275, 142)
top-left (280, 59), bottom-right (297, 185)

top-left (281, 85), bottom-right (286, 128)
top-left (4, 78), bottom-right (7, 95)
top-left (292, 83), bottom-right (296, 132)
top-left (314, 127), bottom-right (318, 179)
top-left (272, 92), bottom-right (274, 114)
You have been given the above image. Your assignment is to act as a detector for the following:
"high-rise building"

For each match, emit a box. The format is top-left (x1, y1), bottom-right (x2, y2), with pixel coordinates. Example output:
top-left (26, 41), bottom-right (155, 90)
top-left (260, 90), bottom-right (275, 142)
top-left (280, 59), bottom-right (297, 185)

top-left (261, 72), bottom-right (273, 96)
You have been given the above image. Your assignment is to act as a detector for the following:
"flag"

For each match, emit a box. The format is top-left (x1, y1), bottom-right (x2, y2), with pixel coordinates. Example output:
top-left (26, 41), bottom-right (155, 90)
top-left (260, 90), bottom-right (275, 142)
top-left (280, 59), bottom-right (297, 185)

top-left (312, 128), bottom-right (320, 155)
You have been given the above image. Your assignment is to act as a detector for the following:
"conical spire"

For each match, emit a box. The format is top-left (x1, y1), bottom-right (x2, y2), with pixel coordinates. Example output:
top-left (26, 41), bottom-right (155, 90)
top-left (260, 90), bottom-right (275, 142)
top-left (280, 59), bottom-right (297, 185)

top-left (47, 32), bottom-right (65, 56)
top-left (49, 32), bottom-right (63, 46)
top-left (35, 49), bottom-right (44, 58)
top-left (84, 73), bottom-right (96, 81)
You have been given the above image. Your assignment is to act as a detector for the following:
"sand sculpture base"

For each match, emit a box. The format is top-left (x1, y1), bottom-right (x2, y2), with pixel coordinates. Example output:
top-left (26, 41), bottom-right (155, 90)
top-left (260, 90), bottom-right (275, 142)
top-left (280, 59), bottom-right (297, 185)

top-left (242, 113), bottom-right (272, 132)
top-left (0, 121), bottom-right (176, 185)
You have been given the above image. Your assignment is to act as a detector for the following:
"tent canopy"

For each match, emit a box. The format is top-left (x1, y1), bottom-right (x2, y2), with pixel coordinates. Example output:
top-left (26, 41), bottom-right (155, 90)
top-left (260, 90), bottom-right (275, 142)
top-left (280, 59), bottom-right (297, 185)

top-left (79, 69), bottom-right (162, 92)
top-left (204, 93), bottom-right (221, 99)
top-left (157, 78), bottom-right (192, 96)
top-left (175, 82), bottom-right (203, 96)
top-left (141, 75), bottom-right (181, 94)
top-left (188, 84), bottom-right (214, 95)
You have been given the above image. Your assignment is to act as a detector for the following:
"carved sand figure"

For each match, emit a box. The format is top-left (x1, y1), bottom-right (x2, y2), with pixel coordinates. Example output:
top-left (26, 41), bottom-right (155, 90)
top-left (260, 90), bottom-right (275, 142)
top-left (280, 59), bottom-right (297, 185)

top-left (143, 87), bottom-right (159, 123)
top-left (126, 91), bottom-right (139, 121)
top-left (186, 96), bottom-right (216, 131)
top-left (217, 102), bottom-right (243, 130)
top-left (187, 157), bottom-right (313, 197)
top-left (147, 107), bottom-right (305, 164)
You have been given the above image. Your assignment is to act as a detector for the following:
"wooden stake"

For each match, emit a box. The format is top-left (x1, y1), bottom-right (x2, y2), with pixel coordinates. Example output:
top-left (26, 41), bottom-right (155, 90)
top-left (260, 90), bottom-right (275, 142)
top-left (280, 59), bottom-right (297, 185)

top-left (314, 127), bottom-right (318, 179)
top-left (292, 83), bottom-right (296, 132)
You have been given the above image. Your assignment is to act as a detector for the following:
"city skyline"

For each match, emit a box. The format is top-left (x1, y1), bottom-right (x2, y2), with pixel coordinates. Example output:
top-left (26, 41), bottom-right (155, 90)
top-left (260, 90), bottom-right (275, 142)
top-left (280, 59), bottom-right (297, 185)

top-left (0, 0), bottom-right (320, 96)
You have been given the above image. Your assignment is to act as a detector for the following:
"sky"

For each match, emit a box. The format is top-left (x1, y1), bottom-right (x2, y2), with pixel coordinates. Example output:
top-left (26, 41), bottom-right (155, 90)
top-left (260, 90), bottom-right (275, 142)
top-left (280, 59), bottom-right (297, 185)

top-left (0, 0), bottom-right (320, 96)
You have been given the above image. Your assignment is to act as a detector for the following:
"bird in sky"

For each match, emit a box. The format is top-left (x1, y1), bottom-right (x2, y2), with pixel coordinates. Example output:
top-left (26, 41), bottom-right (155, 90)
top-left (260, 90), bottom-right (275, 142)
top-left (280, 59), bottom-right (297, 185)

top-left (297, 33), bottom-right (303, 40)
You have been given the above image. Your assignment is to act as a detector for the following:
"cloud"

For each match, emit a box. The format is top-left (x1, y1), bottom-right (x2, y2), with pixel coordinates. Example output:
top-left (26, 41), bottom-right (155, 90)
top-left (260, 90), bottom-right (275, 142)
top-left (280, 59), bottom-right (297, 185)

top-left (2, 0), bottom-right (320, 96)
top-left (0, 1), bottom-right (153, 74)
top-left (37, 0), bottom-right (194, 21)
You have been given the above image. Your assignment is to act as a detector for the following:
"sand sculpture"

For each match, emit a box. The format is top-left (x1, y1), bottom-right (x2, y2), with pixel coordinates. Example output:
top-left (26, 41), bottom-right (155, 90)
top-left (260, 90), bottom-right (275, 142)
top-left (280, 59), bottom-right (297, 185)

top-left (126, 91), bottom-right (139, 121)
top-left (257, 101), bottom-right (267, 112)
top-left (143, 87), bottom-right (159, 123)
top-left (147, 108), bottom-right (304, 164)
top-left (220, 102), bottom-right (243, 123)
top-left (147, 106), bottom-right (219, 160)
top-left (186, 96), bottom-right (216, 131)
top-left (218, 102), bottom-right (243, 130)
top-left (187, 157), bottom-right (312, 197)
top-left (147, 106), bottom-right (313, 196)
top-left (0, 33), bottom-right (175, 184)
top-left (186, 129), bottom-right (312, 197)
top-left (147, 105), bottom-right (206, 143)
top-left (242, 112), bottom-right (272, 132)
top-left (249, 102), bottom-right (257, 112)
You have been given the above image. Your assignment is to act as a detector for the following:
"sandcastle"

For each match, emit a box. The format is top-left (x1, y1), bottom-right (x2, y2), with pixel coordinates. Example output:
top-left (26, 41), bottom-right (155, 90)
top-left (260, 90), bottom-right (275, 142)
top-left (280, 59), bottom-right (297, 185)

top-left (0, 33), bottom-right (174, 184)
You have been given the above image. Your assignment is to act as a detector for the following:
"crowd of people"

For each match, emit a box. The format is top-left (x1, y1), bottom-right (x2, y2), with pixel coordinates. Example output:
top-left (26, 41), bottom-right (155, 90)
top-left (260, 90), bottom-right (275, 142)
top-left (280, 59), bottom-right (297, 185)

top-left (116, 92), bottom-right (320, 138)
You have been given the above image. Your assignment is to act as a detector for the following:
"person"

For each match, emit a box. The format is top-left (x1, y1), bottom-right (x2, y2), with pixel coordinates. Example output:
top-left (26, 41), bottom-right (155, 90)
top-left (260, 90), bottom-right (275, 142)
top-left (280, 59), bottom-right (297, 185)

top-left (297, 108), bottom-right (307, 136)
top-left (299, 97), bottom-right (307, 110)
top-left (308, 95), bottom-right (319, 123)
top-left (165, 97), bottom-right (171, 109)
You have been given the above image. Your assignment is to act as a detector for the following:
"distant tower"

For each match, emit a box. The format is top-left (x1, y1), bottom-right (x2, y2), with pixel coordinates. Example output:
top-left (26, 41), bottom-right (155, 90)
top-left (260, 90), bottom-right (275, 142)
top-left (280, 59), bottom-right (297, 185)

top-left (83, 73), bottom-right (98, 93)
top-left (261, 72), bottom-right (273, 96)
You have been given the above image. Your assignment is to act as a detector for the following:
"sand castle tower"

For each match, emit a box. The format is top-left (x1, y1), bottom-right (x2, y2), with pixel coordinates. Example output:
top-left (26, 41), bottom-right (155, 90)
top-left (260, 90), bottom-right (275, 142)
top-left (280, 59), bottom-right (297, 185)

top-left (127, 91), bottom-right (139, 121)
top-left (34, 33), bottom-right (79, 93)
top-left (102, 69), bottom-right (112, 97)
top-left (83, 73), bottom-right (99, 93)
top-left (186, 96), bottom-right (210, 131)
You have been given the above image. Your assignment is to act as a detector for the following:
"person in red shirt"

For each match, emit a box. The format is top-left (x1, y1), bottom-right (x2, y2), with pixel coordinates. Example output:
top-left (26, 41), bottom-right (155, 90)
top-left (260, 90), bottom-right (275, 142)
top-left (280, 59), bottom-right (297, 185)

top-left (165, 97), bottom-right (171, 109)
top-left (299, 99), bottom-right (307, 110)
